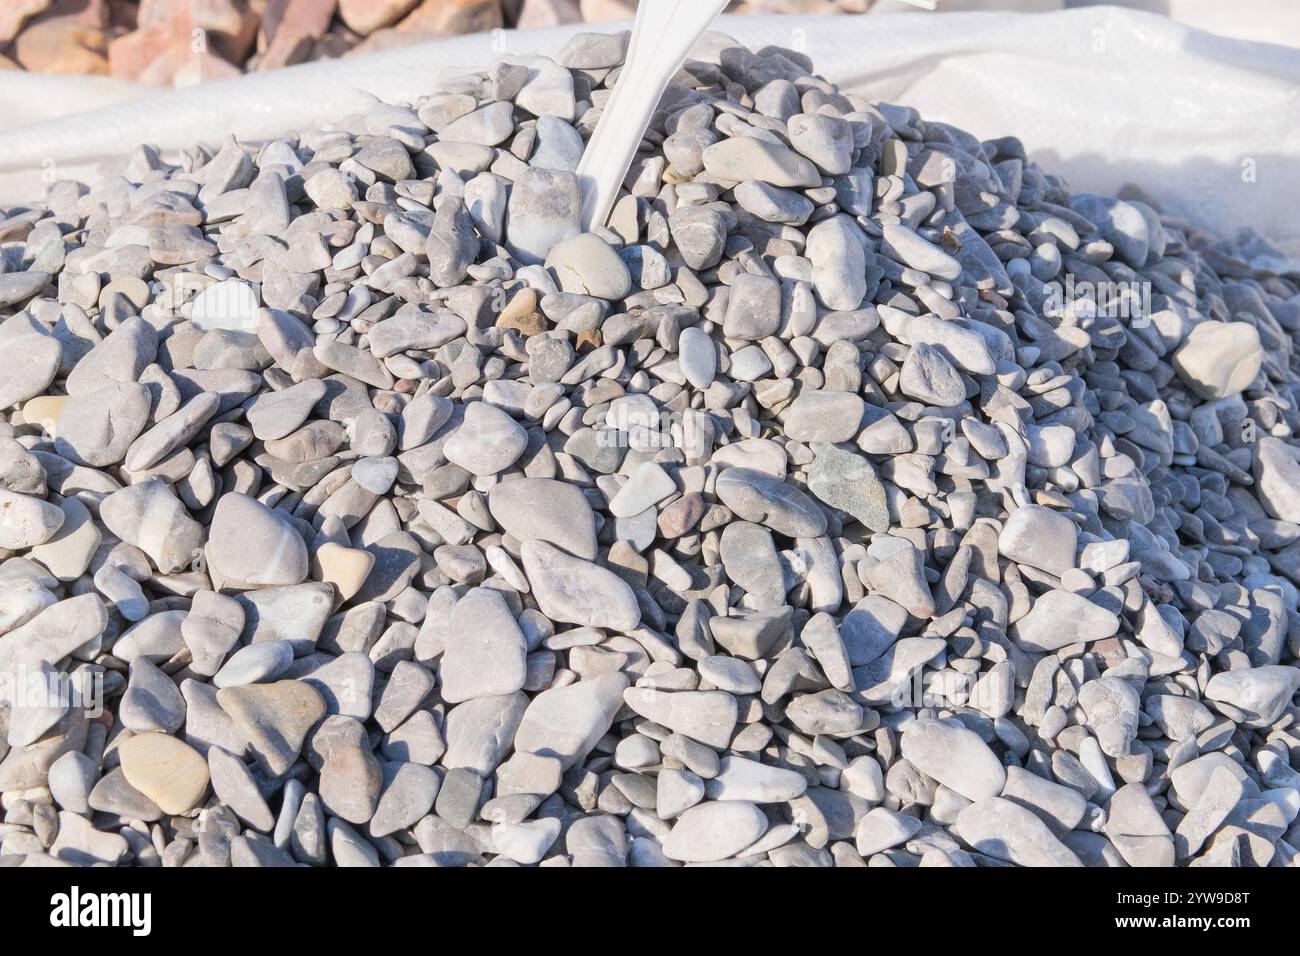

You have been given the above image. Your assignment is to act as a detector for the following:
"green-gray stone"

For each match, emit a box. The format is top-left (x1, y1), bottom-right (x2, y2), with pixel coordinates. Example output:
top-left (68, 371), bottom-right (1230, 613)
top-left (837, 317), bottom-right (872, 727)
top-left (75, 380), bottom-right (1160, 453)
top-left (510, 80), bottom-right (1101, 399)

top-left (806, 445), bottom-right (890, 532)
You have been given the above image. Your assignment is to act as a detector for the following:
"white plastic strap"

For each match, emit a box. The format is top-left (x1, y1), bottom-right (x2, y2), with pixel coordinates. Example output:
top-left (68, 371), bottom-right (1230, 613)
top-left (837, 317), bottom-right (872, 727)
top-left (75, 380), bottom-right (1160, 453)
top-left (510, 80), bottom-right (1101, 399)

top-left (575, 0), bottom-right (729, 233)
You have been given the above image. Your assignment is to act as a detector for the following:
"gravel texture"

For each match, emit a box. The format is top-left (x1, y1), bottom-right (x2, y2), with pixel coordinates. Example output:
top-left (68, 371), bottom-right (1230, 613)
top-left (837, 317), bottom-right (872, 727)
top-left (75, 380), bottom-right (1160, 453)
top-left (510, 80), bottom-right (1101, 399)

top-left (0, 29), bottom-right (1298, 869)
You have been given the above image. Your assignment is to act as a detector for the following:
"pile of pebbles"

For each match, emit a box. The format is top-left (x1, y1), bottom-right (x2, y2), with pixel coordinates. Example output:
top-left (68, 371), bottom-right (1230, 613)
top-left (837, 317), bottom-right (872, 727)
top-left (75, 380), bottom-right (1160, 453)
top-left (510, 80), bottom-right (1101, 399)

top-left (1, 29), bottom-right (1299, 869)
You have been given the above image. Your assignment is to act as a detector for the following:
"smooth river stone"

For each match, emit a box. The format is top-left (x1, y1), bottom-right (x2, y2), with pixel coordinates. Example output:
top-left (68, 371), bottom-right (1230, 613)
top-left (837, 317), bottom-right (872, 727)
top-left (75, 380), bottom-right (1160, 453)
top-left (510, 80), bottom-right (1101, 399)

top-left (0, 489), bottom-right (64, 549)
top-left (900, 716), bottom-right (1006, 802)
top-left (954, 797), bottom-right (1084, 866)
top-left (1172, 321), bottom-right (1262, 399)
top-left (781, 390), bottom-right (865, 443)
top-left (513, 671), bottom-right (630, 769)
top-left (440, 588), bottom-right (528, 703)
top-left (0, 333), bottom-right (61, 408)
top-left (1012, 589), bottom-right (1120, 652)
top-left (1253, 437), bottom-right (1300, 524)
top-left (118, 733), bottom-right (210, 815)
top-left (0, 593), bottom-right (107, 670)
top-left (1205, 665), bottom-right (1300, 728)
top-left (520, 539), bottom-right (640, 631)
top-left (53, 382), bottom-right (151, 467)
top-left (29, 496), bottom-right (101, 581)
top-left (806, 215), bottom-right (868, 311)
top-left (677, 325), bottom-right (717, 389)
top-left (622, 688), bottom-right (738, 749)
top-left (207, 492), bottom-right (308, 588)
top-left (998, 504), bottom-right (1078, 575)
top-left (608, 460), bottom-right (676, 518)
top-left (245, 379), bottom-right (327, 440)
top-left (99, 479), bottom-right (205, 574)
top-left (213, 640), bottom-right (295, 688)
top-left (545, 232), bottom-right (632, 301)
top-left (487, 477), bottom-right (598, 560)
top-left (124, 391), bottom-right (221, 472)
top-left (701, 137), bottom-right (821, 188)
top-left (442, 401), bottom-right (528, 477)
top-left (662, 801), bottom-right (768, 862)
top-left (714, 467), bottom-right (827, 538)
top-left (705, 755), bottom-right (808, 803)
top-left (880, 222), bottom-right (963, 281)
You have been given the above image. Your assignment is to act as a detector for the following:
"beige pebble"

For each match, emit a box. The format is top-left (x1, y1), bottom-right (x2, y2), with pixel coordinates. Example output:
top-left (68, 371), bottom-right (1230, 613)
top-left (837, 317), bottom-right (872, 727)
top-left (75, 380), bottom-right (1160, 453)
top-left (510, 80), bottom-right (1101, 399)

top-left (118, 733), bottom-right (210, 815)
top-left (315, 541), bottom-right (375, 605)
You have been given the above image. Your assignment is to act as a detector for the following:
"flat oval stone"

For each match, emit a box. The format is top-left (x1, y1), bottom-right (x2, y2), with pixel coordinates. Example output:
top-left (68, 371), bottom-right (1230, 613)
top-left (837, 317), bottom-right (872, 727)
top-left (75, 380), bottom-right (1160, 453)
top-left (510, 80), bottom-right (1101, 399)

top-left (1012, 589), bottom-right (1120, 652)
top-left (118, 733), bottom-right (210, 815)
top-left (530, 114), bottom-right (586, 172)
top-left (440, 100), bottom-right (516, 145)
top-left (697, 656), bottom-right (762, 694)
top-left (213, 640), bottom-right (295, 688)
top-left (623, 687), bottom-right (737, 749)
top-left (714, 467), bottom-right (827, 538)
top-left (443, 401), bottom-right (528, 477)
top-left (441, 588), bottom-right (528, 703)
top-left (114, 609), bottom-right (188, 663)
top-left (718, 521), bottom-right (785, 608)
top-left (677, 325), bottom-right (717, 389)
top-left (0, 333), bottom-right (60, 408)
top-left (521, 539), bottom-right (640, 631)
top-left (545, 233), bottom-right (632, 301)
top-left (701, 137), bottom-right (820, 188)
top-left (806, 215), bottom-right (868, 311)
top-left (705, 755), bottom-right (807, 803)
top-left (900, 716), bottom-right (1006, 802)
top-left (880, 222), bottom-right (962, 281)
top-left (0, 489), bottom-right (64, 549)
top-left (781, 390), bottom-right (865, 443)
top-left (369, 313), bottom-right (466, 358)
top-left (124, 391), bottom-right (221, 472)
top-left (662, 800), bottom-right (768, 862)
top-left (0, 271), bottom-right (51, 308)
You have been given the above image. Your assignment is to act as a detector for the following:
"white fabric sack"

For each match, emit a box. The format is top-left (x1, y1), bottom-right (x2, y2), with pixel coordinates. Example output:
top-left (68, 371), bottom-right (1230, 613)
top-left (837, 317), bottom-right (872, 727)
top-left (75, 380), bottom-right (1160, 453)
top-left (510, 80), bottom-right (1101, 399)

top-left (2, 7), bottom-right (1297, 262)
